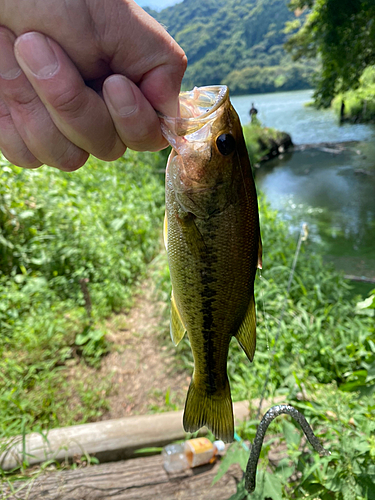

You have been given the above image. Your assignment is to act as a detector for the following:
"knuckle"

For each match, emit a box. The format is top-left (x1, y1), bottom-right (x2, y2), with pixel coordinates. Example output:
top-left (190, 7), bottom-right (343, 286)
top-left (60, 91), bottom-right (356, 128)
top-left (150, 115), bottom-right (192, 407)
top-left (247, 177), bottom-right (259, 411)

top-left (164, 44), bottom-right (187, 82)
top-left (96, 136), bottom-right (126, 161)
top-left (174, 50), bottom-right (188, 78)
top-left (55, 149), bottom-right (89, 172)
top-left (0, 100), bottom-right (11, 121)
top-left (49, 87), bottom-right (88, 118)
top-left (128, 127), bottom-right (161, 152)
top-left (4, 89), bottom-right (41, 117)
top-left (1, 146), bottom-right (42, 169)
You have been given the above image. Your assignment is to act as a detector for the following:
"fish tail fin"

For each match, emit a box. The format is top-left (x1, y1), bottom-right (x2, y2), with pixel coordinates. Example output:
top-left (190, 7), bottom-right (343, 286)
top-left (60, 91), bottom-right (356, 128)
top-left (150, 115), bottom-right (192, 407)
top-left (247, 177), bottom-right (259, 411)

top-left (183, 376), bottom-right (234, 443)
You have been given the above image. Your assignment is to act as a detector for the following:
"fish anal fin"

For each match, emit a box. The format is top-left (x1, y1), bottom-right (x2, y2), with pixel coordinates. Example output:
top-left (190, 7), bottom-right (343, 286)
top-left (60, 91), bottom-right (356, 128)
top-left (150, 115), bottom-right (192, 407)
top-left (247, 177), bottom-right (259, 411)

top-left (170, 293), bottom-right (187, 346)
top-left (235, 295), bottom-right (256, 362)
top-left (183, 377), bottom-right (234, 443)
top-left (258, 235), bottom-right (263, 269)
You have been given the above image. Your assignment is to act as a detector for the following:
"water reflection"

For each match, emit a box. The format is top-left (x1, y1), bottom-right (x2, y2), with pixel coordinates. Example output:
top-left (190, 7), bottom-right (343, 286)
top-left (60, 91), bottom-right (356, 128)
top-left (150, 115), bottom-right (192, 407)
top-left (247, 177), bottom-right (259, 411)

top-left (256, 143), bottom-right (375, 285)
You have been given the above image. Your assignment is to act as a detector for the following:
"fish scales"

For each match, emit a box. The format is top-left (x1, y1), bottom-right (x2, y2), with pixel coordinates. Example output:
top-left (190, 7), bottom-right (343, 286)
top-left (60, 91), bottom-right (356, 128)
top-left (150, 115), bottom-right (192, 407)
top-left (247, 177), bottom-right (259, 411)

top-left (160, 86), bottom-right (261, 442)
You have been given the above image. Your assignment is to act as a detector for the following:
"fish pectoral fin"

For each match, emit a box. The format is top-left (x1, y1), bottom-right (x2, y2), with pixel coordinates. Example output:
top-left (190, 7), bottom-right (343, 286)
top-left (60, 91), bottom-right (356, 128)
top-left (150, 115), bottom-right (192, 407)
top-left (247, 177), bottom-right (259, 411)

top-left (178, 212), bottom-right (207, 258)
top-left (183, 377), bottom-right (234, 443)
top-left (163, 211), bottom-right (168, 250)
top-left (234, 295), bottom-right (256, 362)
top-left (170, 293), bottom-right (187, 346)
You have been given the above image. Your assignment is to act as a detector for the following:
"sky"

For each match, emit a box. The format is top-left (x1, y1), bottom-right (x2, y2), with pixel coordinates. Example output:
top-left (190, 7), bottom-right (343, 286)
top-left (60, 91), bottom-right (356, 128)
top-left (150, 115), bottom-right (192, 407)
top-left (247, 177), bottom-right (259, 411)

top-left (135, 0), bottom-right (182, 11)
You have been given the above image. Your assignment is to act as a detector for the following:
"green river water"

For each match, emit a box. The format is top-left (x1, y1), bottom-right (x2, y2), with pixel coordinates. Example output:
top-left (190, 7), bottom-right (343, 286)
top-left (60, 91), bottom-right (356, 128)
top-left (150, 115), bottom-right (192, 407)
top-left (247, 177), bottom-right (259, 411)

top-left (232, 90), bottom-right (375, 297)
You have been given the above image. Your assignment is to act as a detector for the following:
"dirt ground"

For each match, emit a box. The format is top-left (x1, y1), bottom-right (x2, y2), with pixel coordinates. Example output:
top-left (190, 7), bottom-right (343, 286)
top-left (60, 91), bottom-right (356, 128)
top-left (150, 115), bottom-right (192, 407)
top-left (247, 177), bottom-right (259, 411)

top-left (98, 279), bottom-right (190, 419)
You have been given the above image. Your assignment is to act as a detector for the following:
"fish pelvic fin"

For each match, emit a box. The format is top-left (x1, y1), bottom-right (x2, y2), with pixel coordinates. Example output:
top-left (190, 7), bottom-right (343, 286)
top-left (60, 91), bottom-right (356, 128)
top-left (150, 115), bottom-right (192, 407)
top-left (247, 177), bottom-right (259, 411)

top-left (235, 295), bottom-right (256, 362)
top-left (183, 377), bottom-right (234, 443)
top-left (170, 293), bottom-right (187, 346)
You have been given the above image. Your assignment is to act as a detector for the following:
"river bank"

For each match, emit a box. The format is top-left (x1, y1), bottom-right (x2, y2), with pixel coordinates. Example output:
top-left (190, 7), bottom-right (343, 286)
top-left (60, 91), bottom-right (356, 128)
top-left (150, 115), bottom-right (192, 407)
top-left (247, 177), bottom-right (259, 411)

top-left (332, 66), bottom-right (375, 125)
top-left (243, 123), bottom-right (293, 164)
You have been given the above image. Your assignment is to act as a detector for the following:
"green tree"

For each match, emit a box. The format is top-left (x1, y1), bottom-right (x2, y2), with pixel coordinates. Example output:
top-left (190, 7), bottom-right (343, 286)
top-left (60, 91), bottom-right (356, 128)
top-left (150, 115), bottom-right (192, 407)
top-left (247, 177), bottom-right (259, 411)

top-left (286, 0), bottom-right (375, 107)
top-left (147, 0), bottom-right (316, 93)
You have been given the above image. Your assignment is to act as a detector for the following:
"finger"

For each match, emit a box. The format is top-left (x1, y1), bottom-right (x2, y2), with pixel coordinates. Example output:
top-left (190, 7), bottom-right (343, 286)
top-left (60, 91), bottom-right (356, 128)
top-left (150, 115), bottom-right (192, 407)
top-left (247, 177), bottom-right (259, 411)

top-left (14, 32), bottom-right (126, 162)
top-left (0, 97), bottom-right (41, 168)
top-left (105, 1), bottom-right (187, 117)
top-left (139, 56), bottom-right (187, 118)
top-left (103, 74), bottom-right (168, 152)
top-left (0, 27), bottom-right (87, 171)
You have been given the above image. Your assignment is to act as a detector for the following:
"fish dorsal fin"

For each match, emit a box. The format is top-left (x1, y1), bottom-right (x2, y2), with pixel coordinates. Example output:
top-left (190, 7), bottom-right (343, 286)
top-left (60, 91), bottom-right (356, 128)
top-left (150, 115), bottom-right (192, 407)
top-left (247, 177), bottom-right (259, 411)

top-left (170, 293), bottom-right (187, 346)
top-left (258, 235), bottom-right (263, 269)
top-left (234, 295), bottom-right (256, 361)
top-left (163, 211), bottom-right (168, 250)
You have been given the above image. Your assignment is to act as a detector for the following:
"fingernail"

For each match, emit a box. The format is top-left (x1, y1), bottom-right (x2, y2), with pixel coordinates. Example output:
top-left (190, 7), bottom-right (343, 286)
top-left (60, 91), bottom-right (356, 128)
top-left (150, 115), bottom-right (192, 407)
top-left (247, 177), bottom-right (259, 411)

top-left (105, 75), bottom-right (137, 117)
top-left (15, 32), bottom-right (58, 78)
top-left (0, 30), bottom-right (22, 80)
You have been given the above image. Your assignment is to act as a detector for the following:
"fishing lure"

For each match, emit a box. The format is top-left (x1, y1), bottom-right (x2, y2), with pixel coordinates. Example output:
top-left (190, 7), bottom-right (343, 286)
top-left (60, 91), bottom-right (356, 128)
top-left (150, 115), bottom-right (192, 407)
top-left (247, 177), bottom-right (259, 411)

top-left (245, 404), bottom-right (330, 493)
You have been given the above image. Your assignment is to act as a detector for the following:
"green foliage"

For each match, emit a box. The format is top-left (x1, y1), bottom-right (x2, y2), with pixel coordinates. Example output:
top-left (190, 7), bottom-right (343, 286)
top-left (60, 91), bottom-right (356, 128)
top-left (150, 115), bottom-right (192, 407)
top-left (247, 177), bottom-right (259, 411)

top-left (286, 0), bottom-right (375, 106)
top-left (155, 169), bottom-right (374, 496)
top-left (162, 195), bottom-right (374, 399)
top-left (0, 150), bottom-right (165, 440)
top-left (147, 0), bottom-right (317, 94)
top-left (226, 62), bottom-right (316, 95)
top-left (229, 198), bottom-right (374, 399)
top-left (231, 387), bottom-right (375, 499)
top-left (75, 327), bottom-right (108, 367)
top-left (332, 66), bottom-right (375, 123)
top-left (355, 288), bottom-right (375, 317)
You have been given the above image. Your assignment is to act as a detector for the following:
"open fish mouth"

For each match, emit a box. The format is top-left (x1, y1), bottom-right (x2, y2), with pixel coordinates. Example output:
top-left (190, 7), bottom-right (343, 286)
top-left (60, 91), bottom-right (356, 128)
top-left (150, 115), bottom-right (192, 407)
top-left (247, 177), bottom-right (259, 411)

top-left (158, 85), bottom-right (229, 139)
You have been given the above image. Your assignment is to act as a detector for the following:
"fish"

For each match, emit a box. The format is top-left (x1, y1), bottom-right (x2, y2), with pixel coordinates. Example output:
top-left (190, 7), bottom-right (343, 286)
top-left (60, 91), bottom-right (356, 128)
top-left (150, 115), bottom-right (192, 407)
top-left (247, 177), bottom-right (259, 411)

top-left (159, 85), bottom-right (262, 443)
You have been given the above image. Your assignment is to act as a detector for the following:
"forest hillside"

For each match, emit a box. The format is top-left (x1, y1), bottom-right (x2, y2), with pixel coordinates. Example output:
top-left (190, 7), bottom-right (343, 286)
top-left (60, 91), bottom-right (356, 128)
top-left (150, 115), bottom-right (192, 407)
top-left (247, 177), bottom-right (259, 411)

top-left (146, 0), bottom-right (316, 94)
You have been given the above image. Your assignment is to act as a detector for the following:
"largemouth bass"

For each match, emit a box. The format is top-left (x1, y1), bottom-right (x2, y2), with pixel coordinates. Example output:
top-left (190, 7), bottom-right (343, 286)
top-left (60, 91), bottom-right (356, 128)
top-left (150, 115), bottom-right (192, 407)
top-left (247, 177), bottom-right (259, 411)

top-left (159, 86), bottom-right (262, 443)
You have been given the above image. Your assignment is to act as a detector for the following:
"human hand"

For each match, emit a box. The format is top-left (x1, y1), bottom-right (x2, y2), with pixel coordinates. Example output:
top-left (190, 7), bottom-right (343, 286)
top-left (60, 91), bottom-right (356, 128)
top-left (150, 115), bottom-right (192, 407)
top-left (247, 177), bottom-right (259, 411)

top-left (0, 0), bottom-right (187, 170)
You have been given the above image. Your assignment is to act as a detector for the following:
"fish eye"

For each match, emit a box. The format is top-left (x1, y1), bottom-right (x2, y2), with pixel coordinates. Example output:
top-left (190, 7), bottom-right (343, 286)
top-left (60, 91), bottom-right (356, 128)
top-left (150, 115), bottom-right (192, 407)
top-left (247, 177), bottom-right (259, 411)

top-left (216, 133), bottom-right (236, 156)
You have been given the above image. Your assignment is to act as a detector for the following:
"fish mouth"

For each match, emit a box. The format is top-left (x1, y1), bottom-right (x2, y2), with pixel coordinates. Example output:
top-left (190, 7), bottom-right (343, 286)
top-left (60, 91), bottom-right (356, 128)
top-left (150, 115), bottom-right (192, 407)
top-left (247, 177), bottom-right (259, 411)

top-left (158, 85), bottom-right (229, 139)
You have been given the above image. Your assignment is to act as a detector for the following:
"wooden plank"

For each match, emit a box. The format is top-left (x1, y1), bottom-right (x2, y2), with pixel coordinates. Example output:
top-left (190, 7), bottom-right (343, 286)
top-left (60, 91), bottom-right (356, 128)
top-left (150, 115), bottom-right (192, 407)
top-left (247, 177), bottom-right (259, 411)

top-left (2, 400), bottom-right (278, 471)
top-left (6, 454), bottom-right (243, 500)
top-left (344, 274), bottom-right (375, 284)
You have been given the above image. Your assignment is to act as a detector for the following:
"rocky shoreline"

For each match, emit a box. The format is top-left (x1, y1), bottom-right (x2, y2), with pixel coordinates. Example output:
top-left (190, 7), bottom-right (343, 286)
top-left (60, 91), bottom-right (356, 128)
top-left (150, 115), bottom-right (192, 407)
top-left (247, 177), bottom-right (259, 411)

top-left (257, 131), bottom-right (293, 162)
top-left (258, 138), bottom-right (374, 166)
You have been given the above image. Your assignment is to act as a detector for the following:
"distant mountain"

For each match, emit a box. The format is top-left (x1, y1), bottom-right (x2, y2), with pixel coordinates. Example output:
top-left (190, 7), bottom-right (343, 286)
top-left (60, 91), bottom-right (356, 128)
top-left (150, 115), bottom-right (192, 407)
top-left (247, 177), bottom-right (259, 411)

top-left (146, 0), bottom-right (316, 94)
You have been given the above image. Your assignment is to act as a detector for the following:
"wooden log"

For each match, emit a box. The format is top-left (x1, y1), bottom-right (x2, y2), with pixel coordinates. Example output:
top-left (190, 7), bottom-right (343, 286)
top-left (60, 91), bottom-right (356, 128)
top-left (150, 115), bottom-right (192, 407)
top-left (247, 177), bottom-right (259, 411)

top-left (5, 454), bottom-right (243, 500)
top-left (2, 399), bottom-right (282, 471)
top-left (344, 274), bottom-right (375, 284)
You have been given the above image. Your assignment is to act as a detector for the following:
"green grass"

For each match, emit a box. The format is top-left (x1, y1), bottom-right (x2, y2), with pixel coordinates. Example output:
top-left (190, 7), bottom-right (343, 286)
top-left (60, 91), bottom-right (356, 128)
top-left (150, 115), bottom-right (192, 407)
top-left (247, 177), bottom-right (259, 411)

top-left (154, 195), bottom-right (375, 499)
top-left (0, 150), bottom-right (166, 447)
top-left (157, 195), bottom-right (374, 399)
top-left (1, 132), bottom-right (374, 497)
